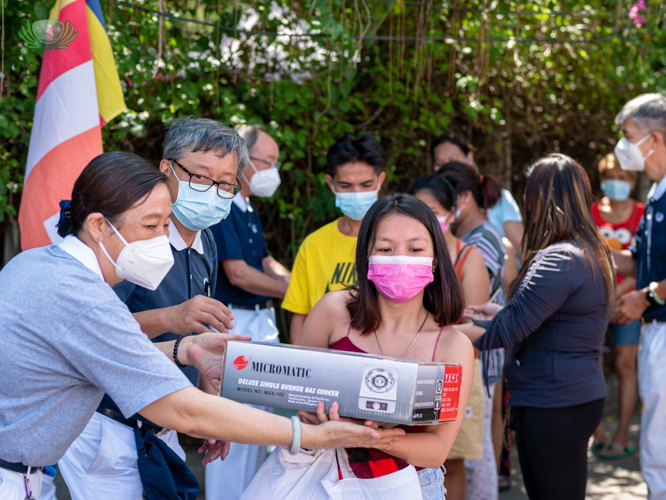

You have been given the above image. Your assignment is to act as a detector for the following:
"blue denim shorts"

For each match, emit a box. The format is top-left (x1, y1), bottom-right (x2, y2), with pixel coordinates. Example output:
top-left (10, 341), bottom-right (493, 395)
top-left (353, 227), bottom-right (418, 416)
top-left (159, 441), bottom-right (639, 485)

top-left (609, 320), bottom-right (642, 345)
top-left (418, 466), bottom-right (446, 500)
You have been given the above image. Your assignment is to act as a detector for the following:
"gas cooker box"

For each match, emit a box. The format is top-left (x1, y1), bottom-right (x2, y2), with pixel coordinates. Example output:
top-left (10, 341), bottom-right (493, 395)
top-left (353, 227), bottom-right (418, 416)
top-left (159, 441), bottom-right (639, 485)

top-left (220, 341), bottom-right (462, 425)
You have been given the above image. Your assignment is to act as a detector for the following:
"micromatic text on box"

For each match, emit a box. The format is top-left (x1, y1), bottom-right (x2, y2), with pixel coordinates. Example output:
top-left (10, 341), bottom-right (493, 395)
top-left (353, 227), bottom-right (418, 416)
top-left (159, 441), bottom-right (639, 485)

top-left (221, 341), bottom-right (462, 425)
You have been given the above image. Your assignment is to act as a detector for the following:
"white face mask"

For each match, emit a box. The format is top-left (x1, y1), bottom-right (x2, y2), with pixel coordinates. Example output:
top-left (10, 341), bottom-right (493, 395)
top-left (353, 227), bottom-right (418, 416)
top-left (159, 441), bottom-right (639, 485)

top-left (614, 133), bottom-right (654, 172)
top-left (99, 220), bottom-right (174, 291)
top-left (244, 161), bottom-right (281, 198)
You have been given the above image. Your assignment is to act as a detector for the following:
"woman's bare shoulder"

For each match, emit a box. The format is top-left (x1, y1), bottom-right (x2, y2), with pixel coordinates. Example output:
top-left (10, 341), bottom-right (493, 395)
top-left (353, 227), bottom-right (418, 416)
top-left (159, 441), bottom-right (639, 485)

top-left (434, 325), bottom-right (474, 365)
top-left (299, 291), bottom-right (354, 347)
top-left (462, 245), bottom-right (485, 267)
top-left (310, 289), bottom-right (354, 315)
top-left (305, 290), bottom-right (354, 330)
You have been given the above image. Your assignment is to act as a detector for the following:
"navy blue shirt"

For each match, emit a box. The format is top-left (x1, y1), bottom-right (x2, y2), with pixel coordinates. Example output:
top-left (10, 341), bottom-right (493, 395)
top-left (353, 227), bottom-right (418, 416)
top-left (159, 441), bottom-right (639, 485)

top-left (99, 223), bottom-right (218, 415)
top-left (631, 177), bottom-right (666, 322)
top-left (209, 197), bottom-right (270, 306)
top-left (474, 241), bottom-right (609, 408)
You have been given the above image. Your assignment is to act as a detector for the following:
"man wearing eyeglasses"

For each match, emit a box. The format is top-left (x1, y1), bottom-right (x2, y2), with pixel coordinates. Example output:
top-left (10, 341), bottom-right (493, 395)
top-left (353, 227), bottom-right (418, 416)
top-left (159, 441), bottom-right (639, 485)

top-left (59, 118), bottom-right (245, 497)
top-left (205, 124), bottom-right (291, 500)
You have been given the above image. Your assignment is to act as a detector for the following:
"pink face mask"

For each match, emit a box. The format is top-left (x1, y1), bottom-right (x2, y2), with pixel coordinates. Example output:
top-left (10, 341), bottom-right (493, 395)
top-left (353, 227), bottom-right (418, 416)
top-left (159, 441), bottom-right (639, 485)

top-left (437, 215), bottom-right (449, 235)
top-left (367, 255), bottom-right (435, 303)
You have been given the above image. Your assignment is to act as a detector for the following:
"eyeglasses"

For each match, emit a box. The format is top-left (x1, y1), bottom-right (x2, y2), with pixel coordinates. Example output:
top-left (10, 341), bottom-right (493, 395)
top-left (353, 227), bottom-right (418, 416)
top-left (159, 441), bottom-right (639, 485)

top-left (169, 159), bottom-right (241, 199)
top-left (250, 156), bottom-right (282, 170)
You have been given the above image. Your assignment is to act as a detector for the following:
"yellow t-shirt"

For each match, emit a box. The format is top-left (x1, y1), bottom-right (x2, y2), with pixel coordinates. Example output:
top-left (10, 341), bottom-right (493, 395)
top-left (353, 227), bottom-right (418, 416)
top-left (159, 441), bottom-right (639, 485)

top-left (282, 219), bottom-right (358, 315)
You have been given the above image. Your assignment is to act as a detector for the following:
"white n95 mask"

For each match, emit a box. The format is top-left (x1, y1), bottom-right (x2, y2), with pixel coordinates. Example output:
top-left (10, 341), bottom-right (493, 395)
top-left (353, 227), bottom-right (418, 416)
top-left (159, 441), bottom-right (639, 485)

top-left (245, 162), bottom-right (281, 198)
top-left (614, 134), bottom-right (654, 172)
top-left (99, 220), bottom-right (174, 291)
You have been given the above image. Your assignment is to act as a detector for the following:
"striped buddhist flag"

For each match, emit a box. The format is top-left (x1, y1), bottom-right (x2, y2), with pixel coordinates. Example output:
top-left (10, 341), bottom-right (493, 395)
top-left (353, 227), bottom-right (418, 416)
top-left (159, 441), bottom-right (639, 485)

top-left (19, 0), bottom-right (125, 249)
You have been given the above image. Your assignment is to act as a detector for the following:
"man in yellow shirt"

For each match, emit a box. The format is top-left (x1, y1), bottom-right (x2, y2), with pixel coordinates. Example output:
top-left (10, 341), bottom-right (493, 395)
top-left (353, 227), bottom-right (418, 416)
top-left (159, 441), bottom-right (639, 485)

top-left (283, 133), bottom-right (386, 342)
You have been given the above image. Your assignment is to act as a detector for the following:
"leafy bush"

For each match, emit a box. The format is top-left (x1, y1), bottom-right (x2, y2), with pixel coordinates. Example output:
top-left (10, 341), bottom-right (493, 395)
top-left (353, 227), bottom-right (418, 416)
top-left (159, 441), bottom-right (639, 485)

top-left (1, 0), bottom-right (664, 265)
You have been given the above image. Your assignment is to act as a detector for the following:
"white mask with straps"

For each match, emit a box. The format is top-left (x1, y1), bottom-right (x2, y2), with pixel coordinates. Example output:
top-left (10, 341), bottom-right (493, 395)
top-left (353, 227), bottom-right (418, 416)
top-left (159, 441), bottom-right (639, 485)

top-left (99, 220), bottom-right (174, 291)
top-left (244, 160), bottom-right (281, 198)
top-left (614, 133), bottom-right (654, 172)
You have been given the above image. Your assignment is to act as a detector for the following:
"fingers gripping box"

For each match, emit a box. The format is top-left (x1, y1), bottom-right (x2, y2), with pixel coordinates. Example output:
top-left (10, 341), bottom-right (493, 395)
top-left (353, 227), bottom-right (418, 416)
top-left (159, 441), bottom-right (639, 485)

top-left (221, 341), bottom-right (462, 425)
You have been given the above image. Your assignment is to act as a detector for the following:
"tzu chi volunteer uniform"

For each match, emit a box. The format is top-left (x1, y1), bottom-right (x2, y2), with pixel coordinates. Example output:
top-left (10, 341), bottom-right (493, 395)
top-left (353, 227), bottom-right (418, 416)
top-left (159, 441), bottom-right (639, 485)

top-left (630, 174), bottom-right (666, 497)
top-left (59, 221), bottom-right (217, 499)
top-left (0, 236), bottom-right (190, 500)
top-left (205, 194), bottom-right (279, 500)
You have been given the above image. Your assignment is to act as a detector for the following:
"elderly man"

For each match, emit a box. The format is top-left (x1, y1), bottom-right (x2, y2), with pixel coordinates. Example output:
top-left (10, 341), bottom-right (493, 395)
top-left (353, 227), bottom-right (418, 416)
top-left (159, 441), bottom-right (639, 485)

top-left (59, 118), bottom-right (244, 499)
top-left (611, 94), bottom-right (666, 500)
top-left (205, 124), bottom-right (290, 500)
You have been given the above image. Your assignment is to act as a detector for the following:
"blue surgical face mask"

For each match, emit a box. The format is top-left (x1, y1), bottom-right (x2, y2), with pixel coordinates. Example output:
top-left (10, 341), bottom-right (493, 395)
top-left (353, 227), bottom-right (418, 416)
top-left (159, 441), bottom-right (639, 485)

top-left (455, 201), bottom-right (467, 220)
top-left (170, 161), bottom-right (233, 231)
top-left (332, 186), bottom-right (380, 221)
top-left (600, 179), bottom-right (632, 202)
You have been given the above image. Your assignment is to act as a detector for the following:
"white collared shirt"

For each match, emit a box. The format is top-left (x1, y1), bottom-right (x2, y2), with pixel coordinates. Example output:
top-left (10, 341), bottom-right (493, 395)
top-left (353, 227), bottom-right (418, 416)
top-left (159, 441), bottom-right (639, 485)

top-left (168, 220), bottom-right (204, 254)
top-left (232, 194), bottom-right (249, 213)
top-left (58, 235), bottom-right (104, 281)
top-left (651, 174), bottom-right (666, 202)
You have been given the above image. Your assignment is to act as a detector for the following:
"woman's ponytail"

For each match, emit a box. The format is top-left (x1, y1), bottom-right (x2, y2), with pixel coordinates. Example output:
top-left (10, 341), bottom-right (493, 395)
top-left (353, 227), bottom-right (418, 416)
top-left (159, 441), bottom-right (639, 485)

top-left (438, 161), bottom-right (503, 211)
top-left (480, 174), bottom-right (502, 210)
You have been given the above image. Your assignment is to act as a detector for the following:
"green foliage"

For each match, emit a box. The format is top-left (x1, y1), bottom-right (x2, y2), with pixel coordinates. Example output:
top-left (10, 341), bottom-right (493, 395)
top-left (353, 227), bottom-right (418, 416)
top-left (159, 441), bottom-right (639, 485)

top-left (1, 0), bottom-right (665, 262)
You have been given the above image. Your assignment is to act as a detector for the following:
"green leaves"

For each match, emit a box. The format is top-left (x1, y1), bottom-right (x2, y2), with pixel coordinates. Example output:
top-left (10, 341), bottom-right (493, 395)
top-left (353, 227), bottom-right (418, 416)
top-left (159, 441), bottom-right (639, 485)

top-left (2, 0), bottom-right (666, 261)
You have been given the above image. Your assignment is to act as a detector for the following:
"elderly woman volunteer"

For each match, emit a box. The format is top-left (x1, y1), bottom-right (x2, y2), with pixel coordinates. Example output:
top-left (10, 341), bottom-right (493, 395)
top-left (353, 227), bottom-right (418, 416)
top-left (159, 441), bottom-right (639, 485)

top-left (0, 152), bottom-right (404, 500)
top-left (60, 117), bottom-right (245, 499)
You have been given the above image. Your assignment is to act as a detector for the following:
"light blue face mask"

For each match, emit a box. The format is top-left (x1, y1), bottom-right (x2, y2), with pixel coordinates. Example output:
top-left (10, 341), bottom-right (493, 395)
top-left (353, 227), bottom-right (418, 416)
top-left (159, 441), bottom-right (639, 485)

top-left (600, 180), bottom-right (632, 202)
top-left (455, 201), bottom-right (467, 220)
top-left (332, 187), bottom-right (380, 221)
top-left (170, 161), bottom-right (233, 231)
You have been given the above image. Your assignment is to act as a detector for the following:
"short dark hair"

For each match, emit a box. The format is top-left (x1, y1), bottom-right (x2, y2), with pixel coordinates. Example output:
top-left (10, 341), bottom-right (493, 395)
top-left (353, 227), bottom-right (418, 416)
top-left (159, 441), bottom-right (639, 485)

top-left (411, 175), bottom-right (457, 212)
top-left (57, 152), bottom-right (168, 237)
top-left (326, 132), bottom-right (385, 177)
top-left (347, 194), bottom-right (464, 334)
top-left (437, 161), bottom-right (502, 211)
top-left (431, 131), bottom-right (474, 159)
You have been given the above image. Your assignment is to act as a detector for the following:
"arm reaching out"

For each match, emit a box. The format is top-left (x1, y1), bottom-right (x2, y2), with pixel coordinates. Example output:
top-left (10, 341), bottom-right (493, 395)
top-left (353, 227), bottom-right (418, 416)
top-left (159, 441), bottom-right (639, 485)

top-left (138, 387), bottom-right (405, 451)
top-left (612, 249), bottom-right (637, 278)
top-left (473, 244), bottom-right (577, 351)
top-left (154, 332), bottom-right (251, 391)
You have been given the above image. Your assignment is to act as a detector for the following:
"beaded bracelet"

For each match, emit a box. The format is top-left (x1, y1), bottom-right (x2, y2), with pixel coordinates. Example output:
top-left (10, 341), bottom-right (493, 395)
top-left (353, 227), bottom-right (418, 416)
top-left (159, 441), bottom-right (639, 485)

top-left (173, 335), bottom-right (186, 368)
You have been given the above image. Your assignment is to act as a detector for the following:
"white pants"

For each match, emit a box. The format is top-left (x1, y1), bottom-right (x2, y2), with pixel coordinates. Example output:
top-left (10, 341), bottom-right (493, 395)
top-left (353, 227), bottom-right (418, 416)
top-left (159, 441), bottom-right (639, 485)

top-left (465, 382), bottom-right (498, 500)
top-left (59, 412), bottom-right (185, 500)
top-left (0, 468), bottom-right (42, 500)
top-left (40, 473), bottom-right (57, 500)
top-left (205, 305), bottom-right (278, 500)
top-left (638, 321), bottom-right (666, 500)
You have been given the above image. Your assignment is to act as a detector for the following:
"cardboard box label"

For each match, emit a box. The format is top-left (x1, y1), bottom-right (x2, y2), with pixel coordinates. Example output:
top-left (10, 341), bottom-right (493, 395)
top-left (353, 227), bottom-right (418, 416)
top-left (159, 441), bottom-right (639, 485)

top-left (221, 342), bottom-right (462, 425)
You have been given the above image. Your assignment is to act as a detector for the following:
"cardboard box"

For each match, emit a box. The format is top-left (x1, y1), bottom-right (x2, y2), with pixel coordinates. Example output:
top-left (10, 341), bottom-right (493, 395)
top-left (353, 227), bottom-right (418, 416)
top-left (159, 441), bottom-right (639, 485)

top-left (221, 341), bottom-right (462, 425)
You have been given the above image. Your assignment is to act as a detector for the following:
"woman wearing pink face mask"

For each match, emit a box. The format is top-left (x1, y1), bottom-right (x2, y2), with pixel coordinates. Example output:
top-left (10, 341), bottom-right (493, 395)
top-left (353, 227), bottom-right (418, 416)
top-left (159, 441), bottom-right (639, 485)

top-left (297, 194), bottom-right (475, 499)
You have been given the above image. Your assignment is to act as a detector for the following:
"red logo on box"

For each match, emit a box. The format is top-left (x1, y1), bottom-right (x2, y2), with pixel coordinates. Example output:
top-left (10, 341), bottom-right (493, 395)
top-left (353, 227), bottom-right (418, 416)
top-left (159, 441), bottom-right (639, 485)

top-left (232, 356), bottom-right (250, 370)
top-left (439, 365), bottom-right (463, 422)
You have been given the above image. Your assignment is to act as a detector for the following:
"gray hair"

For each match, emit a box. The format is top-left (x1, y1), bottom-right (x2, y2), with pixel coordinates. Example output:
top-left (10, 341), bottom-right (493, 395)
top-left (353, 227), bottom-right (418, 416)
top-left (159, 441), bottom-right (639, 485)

top-left (163, 117), bottom-right (249, 176)
top-left (615, 93), bottom-right (666, 136)
top-left (236, 124), bottom-right (268, 152)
